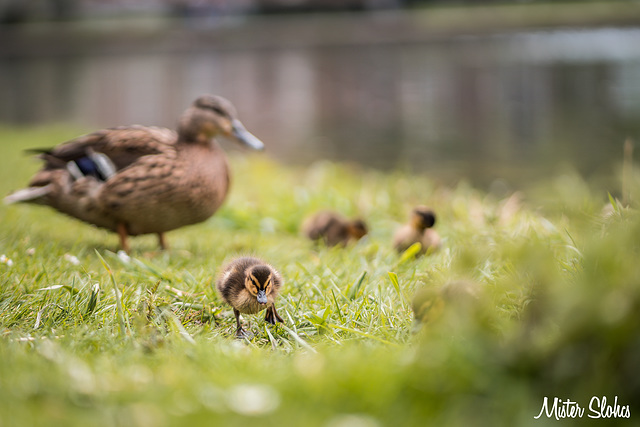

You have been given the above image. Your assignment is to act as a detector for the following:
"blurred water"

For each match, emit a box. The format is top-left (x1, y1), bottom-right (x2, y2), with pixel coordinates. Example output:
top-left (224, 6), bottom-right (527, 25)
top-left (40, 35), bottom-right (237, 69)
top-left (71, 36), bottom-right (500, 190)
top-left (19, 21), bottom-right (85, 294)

top-left (2, 21), bottom-right (640, 189)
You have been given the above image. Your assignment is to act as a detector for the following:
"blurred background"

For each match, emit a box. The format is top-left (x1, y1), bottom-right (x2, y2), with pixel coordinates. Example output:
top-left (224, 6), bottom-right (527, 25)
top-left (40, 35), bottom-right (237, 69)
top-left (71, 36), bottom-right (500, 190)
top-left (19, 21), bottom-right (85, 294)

top-left (2, 0), bottom-right (640, 190)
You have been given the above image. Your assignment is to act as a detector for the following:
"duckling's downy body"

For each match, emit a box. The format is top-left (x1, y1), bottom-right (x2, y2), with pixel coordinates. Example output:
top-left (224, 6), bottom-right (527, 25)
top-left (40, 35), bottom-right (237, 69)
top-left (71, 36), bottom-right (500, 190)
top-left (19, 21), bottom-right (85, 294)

top-left (393, 206), bottom-right (441, 255)
top-left (412, 280), bottom-right (480, 325)
top-left (302, 210), bottom-right (368, 247)
top-left (216, 256), bottom-right (284, 338)
top-left (4, 95), bottom-right (264, 252)
top-left (412, 280), bottom-right (487, 335)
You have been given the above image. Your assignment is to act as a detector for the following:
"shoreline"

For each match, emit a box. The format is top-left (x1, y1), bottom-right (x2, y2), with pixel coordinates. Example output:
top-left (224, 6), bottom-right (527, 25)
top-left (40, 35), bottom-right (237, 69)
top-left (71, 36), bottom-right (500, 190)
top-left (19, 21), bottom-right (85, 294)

top-left (2, 1), bottom-right (640, 57)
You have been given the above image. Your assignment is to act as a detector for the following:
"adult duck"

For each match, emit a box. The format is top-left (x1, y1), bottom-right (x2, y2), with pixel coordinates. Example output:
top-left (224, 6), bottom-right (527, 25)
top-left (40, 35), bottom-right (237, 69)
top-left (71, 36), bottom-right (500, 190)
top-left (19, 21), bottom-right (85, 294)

top-left (4, 95), bottom-right (264, 252)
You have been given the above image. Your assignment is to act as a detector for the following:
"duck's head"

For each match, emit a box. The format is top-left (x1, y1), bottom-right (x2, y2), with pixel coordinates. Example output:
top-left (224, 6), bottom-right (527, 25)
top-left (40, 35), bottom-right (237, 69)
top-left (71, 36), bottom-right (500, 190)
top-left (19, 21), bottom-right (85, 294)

top-left (410, 206), bottom-right (436, 231)
top-left (178, 95), bottom-right (264, 150)
top-left (347, 219), bottom-right (368, 240)
top-left (244, 264), bottom-right (276, 305)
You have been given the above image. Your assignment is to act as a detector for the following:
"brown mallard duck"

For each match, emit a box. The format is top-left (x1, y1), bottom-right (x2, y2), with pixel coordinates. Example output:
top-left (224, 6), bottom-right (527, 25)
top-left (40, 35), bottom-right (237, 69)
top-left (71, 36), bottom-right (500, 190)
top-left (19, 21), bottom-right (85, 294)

top-left (4, 95), bottom-right (264, 252)
top-left (216, 256), bottom-right (284, 338)
top-left (392, 206), bottom-right (441, 255)
top-left (301, 210), bottom-right (368, 247)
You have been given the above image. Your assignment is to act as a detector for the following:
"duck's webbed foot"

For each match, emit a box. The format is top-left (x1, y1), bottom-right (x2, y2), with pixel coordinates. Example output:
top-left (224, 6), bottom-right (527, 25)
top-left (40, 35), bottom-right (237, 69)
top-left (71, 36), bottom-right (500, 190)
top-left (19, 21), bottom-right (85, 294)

top-left (264, 304), bottom-right (284, 325)
top-left (234, 309), bottom-right (253, 339)
top-left (235, 327), bottom-right (254, 340)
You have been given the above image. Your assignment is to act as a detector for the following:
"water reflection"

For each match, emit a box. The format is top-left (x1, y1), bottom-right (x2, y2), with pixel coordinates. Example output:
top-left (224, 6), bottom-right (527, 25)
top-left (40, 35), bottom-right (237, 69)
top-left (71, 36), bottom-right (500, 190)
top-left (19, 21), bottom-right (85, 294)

top-left (2, 24), bottom-right (640, 188)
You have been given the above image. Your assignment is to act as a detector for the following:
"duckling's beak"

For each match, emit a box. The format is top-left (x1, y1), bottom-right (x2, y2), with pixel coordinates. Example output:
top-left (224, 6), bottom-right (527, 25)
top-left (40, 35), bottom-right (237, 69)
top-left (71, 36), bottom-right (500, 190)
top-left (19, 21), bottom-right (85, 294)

top-left (231, 119), bottom-right (264, 151)
top-left (257, 289), bottom-right (268, 305)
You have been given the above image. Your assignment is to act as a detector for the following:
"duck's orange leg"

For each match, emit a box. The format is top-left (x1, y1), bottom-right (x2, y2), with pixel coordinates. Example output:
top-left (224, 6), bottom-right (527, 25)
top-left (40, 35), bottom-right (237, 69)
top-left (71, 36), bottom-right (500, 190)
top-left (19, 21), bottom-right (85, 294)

top-left (117, 223), bottom-right (130, 253)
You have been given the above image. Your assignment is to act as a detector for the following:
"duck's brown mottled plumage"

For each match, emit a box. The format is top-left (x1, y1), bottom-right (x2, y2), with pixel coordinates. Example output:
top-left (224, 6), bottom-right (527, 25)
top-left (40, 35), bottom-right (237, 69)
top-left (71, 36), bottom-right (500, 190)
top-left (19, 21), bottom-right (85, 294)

top-left (393, 206), bottom-right (441, 255)
top-left (5, 95), bottom-right (264, 252)
top-left (302, 210), bottom-right (368, 247)
top-left (216, 256), bottom-right (284, 338)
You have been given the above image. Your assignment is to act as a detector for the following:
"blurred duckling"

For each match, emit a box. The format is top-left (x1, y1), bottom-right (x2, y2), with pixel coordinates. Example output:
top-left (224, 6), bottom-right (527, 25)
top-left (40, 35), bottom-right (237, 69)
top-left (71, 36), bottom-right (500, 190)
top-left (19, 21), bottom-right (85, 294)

top-left (216, 256), bottom-right (284, 338)
top-left (412, 280), bottom-right (481, 327)
top-left (393, 206), bottom-right (441, 255)
top-left (302, 210), bottom-right (368, 247)
top-left (4, 95), bottom-right (264, 252)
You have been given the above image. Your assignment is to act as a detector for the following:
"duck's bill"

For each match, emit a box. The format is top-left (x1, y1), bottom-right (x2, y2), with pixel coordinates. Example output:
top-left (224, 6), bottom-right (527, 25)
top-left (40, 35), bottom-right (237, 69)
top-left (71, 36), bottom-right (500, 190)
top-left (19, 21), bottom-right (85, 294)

top-left (257, 289), bottom-right (268, 305)
top-left (232, 120), bottom-right (265, 151)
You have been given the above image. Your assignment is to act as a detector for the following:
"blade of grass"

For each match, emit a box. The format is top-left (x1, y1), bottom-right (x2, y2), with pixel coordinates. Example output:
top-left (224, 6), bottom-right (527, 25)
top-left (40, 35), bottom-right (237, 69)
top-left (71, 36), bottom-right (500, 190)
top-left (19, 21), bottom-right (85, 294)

top-left (95, 250), bottom-right (127, 336)
top-left (281, 325), bottom-right (316, 353)
top-left (264, 325), bottom-right (277, 350)
top-left (85, 283), bottom-right (100, 316)
top-left (37, 285), bottom-right (64, 291)
top-left (161, 308), bottom-right (196, 345)
top-left (34, 310), bottom-right (42, 329)
top-left (330, 289), bottom-right (344, 322)
top-left (608, 192), bottom-right (620, 215)
top-left (387, 272), bottom-right (406, 305)
top-left (623, 138), bottom-right (633, 206)
top-left (347, 271), bottom-right (367, 300)
top-left (328, 324), bottom-right (397, 346)
top-left (397, 242), bottom-right (422, 265)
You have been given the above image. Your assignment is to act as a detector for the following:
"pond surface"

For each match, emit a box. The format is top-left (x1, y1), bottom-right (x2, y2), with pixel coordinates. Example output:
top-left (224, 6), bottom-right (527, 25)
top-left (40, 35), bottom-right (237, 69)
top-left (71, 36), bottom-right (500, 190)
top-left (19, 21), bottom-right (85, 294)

top-left (2, 17), bottom-right (640, 189)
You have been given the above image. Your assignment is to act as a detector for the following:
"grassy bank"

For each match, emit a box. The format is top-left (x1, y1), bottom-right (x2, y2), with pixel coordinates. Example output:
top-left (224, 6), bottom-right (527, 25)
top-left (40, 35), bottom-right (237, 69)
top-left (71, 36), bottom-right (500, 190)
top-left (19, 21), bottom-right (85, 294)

top-left (0, 127), bottom-right (639, 426)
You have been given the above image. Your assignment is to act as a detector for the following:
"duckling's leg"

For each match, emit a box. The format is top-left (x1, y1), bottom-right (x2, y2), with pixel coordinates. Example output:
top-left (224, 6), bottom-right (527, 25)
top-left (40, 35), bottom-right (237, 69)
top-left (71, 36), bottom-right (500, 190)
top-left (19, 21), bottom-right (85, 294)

top-left (117, 223), bottom-right (130, 253)
top-left (264, 304), bottom-right (284, 325)
top-left (234, 309), bottom-right (249, 338)
top-left (157, 233), bottom-right (168, 250)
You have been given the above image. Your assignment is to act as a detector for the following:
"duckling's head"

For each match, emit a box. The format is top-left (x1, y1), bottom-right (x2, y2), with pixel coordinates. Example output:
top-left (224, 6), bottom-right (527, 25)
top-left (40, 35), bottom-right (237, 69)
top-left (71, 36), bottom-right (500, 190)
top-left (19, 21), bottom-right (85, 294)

top-left (347, 219), bottom-right (368, 240)
top-left (244, 264), bottom-right (276, 305)
top-left (178, 95), bottom-right (264, 150)
top-left (412, 287), bottom-right (445, 325)
top-left (410, 206), bottom-right (436, 231)
top-left (412, 280), bottom-right (482, 327)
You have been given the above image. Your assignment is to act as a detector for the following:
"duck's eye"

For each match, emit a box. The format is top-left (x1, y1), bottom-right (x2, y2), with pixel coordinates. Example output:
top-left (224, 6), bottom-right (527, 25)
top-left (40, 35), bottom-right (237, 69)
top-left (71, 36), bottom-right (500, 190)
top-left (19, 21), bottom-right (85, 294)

top-left (208, 105), bottom-right (228, 117)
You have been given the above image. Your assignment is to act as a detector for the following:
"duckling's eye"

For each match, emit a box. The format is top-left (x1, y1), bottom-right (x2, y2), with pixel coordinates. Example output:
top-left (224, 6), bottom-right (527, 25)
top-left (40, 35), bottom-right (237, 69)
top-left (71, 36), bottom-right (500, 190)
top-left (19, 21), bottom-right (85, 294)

top-left (250, 277), bottom-right (262, 291)
top-left (262, 280), bottom-right (273, 295)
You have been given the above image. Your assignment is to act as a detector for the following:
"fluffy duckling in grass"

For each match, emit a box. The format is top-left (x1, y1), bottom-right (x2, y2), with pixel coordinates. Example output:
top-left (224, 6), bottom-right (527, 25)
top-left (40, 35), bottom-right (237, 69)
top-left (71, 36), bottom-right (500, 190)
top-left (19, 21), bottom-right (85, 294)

top-left (4, 95), bottom-right (264, 253)
top-left (302, 210), bottom-right (368, 247)
top-left (393, 206), bottom-right (441, 255)
top-left (412, 280), bottom-right (481, 327)
top-left (216, 256), bottom-right (284, 338)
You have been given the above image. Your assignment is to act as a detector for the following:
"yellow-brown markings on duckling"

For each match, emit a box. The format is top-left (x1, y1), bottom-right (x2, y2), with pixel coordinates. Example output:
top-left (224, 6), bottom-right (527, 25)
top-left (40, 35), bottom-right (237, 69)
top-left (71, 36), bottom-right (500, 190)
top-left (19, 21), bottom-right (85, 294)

top-left (248, 273), bottom-right (273, 292)
top-left (264, 277), bottom-right (272, 295)
top-left (245, 277), bottom-right (258, 296)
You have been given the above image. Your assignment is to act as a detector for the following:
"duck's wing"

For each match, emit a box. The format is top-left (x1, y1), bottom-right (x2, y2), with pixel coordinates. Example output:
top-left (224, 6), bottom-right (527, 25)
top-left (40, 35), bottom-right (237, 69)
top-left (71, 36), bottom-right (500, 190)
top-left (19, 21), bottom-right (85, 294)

top-left (32, 125), bottom-right (177, 172)
top-left (5, 127), bottom-right (177, 210)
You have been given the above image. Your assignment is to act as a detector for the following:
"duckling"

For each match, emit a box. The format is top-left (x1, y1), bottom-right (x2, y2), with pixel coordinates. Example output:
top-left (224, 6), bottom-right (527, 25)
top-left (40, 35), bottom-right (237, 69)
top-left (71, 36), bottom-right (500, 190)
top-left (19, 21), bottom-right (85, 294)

top-left (4, 95), bottom-right (264, 252)
top-left (301, 210), bottom-right (368, 247)
top-left (412, 280), bottom-right (480, 326)
top-left (392, 206), bottom-right (441, 255)
top-left (216, 256), bottom-right (284, 338)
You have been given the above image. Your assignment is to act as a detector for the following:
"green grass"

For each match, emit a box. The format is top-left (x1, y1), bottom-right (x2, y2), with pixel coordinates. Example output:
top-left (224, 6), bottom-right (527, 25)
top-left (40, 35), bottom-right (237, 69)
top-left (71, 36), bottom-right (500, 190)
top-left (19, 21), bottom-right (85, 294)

top-left (1, 126), bottom-right (639, 426)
